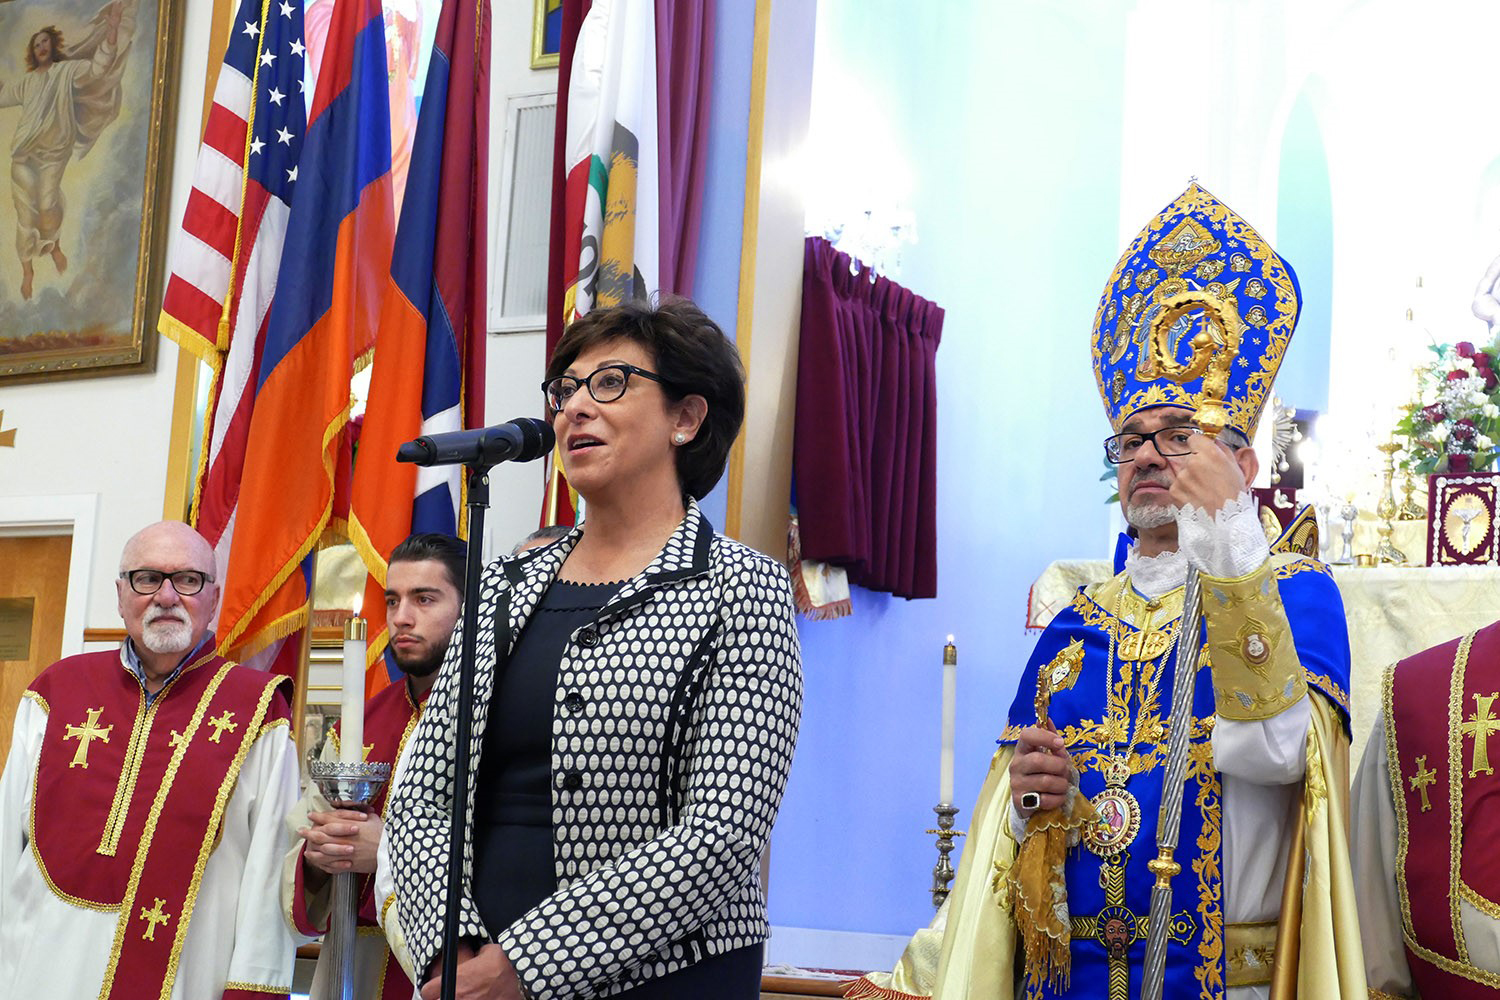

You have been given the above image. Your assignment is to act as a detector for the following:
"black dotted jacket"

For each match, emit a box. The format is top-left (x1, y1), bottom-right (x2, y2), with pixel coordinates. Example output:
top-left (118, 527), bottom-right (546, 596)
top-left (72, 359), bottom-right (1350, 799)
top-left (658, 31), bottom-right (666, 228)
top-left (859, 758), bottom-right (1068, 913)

top-left (388, 500), bottom-right (804, 998)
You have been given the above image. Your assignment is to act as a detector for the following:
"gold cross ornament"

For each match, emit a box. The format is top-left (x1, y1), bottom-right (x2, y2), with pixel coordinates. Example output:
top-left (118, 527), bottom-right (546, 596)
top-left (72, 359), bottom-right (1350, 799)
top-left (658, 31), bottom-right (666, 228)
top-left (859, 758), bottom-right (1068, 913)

top-left (207, 711), bottom-right (238, 744)
top-left (1409, 754), bottom-right (1437, 812)
top-left (1461, 692), bottom-right (1500, 778)
top-left (64, 708), bottom-right (113, 768)
top-left (138, 897), bottom-right (172, 941)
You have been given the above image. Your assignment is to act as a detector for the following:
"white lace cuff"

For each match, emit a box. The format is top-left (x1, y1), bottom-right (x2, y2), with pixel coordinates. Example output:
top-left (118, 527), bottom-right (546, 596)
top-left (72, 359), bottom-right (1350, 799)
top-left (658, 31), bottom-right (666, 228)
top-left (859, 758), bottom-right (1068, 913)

top-left (1176, 490), bottom-right (1270, 579)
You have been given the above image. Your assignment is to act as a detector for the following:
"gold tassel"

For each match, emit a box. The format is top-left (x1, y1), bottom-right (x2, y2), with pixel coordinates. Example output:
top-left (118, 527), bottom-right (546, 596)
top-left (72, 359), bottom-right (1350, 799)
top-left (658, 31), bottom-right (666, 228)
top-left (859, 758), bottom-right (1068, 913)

top-left (1008, 787), bottom-right (1096, 990)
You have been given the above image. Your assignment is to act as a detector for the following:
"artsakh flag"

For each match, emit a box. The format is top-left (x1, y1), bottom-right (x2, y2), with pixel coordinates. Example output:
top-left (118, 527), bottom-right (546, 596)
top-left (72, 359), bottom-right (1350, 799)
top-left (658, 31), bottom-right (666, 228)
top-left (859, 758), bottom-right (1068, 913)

top-left (348, 0), bottom-right (490, 694)
top-left (214, 0), bottom-right (395, 664)
top-left (542, 0), bottom-right (660, 527)
top-left (157, 0), bottom-right (308, 603)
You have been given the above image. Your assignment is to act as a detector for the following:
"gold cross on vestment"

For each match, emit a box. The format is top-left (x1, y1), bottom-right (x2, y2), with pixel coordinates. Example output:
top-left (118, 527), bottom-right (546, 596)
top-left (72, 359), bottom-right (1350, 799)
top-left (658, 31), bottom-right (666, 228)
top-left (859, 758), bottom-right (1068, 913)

top-left (169, 729), bottom-right (189, 750)
top-left (207, 711), bottom-right (238, 744)
top-left (138, 897), bottom-right (172, 941)
top-left (64, 708), bottom-right (113, 768)
top-left (1410, 755), bottom-right (1438, 812)
top-left (1461, 693), bottom-right (1500, 778)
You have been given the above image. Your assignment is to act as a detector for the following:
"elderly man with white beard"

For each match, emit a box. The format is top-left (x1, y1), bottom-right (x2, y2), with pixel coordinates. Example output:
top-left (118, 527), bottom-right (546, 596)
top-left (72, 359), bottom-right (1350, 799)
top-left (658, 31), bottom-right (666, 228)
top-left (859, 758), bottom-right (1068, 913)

top-left (0, 520), bottom-right (302, 999)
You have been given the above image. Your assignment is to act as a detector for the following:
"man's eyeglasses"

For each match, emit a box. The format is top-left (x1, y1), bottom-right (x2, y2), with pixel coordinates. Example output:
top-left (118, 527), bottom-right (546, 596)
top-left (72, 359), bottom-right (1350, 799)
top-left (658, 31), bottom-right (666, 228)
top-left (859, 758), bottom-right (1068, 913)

top-left (1103, 426), bottom-right (1203, 464)
top-left (541, 364), bottom-right (666, 412)
top-left (120, 569), bottom-right (214, 596)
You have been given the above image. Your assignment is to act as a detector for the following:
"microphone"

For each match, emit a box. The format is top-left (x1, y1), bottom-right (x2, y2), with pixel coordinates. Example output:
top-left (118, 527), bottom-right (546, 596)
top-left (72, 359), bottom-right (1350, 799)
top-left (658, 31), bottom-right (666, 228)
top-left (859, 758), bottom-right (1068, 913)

top-left (396, 417), bottom-right (555, 467)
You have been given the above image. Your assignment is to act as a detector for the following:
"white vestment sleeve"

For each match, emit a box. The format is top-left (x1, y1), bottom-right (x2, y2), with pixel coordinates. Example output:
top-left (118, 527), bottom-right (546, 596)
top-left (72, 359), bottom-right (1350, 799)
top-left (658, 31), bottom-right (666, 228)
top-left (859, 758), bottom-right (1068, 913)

top-left (0, 696), bottom-right (44, 939)
top-left (222, 725), bottom-right (304, 990)
top-left (378, 727), bottom-right (419, 981)
top-left (1351, 706), bottom-right (1414, 997)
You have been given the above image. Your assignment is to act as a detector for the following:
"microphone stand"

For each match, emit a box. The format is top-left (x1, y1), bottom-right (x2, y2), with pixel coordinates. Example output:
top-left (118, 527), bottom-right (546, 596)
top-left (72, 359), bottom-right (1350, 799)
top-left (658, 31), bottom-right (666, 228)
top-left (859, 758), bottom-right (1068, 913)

top-left (439, 461), bottom-right (492, 1000)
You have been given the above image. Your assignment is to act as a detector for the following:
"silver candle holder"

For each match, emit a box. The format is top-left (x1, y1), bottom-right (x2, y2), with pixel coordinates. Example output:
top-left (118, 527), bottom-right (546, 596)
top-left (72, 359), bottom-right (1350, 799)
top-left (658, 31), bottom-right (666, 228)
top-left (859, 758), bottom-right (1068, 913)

top-left (309, 759), bottom-right (391, 1000)
top-left (926, 804), bottom-right (964, 909)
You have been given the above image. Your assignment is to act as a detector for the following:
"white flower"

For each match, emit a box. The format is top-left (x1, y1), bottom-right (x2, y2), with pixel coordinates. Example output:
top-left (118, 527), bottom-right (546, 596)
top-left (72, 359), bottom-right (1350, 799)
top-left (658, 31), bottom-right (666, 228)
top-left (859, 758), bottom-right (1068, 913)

top-left (1472, 389), bottom-right (1490, 406)
top-left (1484, 402), bottom-right (1499, 419)
top-left (1456, 356), bottom-right (1477, 373)
top-left (1479, 434), bottom-right (1494, 450)
top-left (1423, 387), bottom-right (1441, 406)
top-left (1433, 423), bottom-right (1451, 443)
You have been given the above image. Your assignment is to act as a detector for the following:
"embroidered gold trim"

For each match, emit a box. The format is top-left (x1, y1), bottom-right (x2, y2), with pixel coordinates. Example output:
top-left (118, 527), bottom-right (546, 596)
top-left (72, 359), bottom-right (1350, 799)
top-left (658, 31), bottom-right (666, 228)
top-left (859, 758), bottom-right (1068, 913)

top-left (96, 661), bottom-right (238, 1000)
top-left (98, 693), bottom-right (149, 856)
top-left (28, 709), bottom-right (122, 913)
top-left (1191, 727), bottom-right (1225, 1000)
top-left (22, 688), bottom-right (50, 713)
top-left (1224, 919), bottom-right (1276, 987)
top-left (99, 648), bottom-right (218, 858)
top-left (222, 982), bottom-right (293, 994)
top-left (159, 675), bottom-right (287, 1000)
top-left (1367, 989), bottom-right (1409, 1000)
top-left (380, 891), bottom-right (398, 927)
top-left (1448, 632), bottom-right (1475, 964)
top-left (1383, 662), bottom-right (1420, 947)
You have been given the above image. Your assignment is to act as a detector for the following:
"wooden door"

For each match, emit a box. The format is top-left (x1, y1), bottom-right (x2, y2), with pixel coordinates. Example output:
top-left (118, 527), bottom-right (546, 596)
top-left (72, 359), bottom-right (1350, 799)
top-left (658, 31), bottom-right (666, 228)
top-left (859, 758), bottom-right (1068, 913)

top-left (0, 534), bottom-right (72, 778)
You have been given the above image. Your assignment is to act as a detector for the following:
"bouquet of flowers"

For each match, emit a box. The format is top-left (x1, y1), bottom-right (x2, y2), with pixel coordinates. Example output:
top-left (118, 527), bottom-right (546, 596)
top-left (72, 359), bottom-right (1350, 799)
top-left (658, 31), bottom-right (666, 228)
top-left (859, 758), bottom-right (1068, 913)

top-left (1395, 342), bottom-right (1500, 474)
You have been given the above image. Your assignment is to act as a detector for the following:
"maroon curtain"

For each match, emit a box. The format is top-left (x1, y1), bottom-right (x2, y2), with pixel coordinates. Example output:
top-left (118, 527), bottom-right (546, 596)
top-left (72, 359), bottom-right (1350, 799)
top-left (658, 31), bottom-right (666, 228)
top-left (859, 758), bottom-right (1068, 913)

top-left (795, 237), bottom-right (944, 599)
top-left (655, 0), bottom-right (714, 297)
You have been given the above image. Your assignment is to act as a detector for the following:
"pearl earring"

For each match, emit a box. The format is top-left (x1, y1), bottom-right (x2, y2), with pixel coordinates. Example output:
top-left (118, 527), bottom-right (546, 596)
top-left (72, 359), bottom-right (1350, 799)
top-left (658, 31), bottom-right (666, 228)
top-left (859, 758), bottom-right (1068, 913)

top-left (674, 432), bottom-right (687, 444)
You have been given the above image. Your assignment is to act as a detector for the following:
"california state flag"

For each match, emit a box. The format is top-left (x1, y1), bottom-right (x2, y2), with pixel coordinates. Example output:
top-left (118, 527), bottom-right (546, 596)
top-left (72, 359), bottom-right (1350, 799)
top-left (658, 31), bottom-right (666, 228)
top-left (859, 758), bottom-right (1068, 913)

top-left (546, 0), bottom-right (661, 523)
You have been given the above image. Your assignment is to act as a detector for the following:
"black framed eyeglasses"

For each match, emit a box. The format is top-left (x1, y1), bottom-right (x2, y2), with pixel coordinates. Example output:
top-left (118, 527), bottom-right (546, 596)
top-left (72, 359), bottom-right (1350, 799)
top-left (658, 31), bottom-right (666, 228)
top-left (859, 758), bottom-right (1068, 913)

top-left (1103, 425), bottom-right (1203, 464)
top-left (541, 364), bottom-right (667, 412)
top-left (120, 569), bottom-right (214, 596)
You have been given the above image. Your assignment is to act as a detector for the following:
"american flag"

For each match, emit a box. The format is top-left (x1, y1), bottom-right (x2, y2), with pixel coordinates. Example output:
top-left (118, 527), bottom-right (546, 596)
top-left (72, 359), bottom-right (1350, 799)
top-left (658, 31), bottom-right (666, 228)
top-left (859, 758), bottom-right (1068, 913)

top-left (158, 0), bottom-right (307, 582)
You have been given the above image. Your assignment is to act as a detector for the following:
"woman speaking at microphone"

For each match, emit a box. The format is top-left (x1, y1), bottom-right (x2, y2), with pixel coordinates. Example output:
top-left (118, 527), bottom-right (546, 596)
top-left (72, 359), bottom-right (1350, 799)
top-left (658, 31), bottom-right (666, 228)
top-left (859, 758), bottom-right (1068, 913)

top-left (387, 298), bottom-right (803, 1000)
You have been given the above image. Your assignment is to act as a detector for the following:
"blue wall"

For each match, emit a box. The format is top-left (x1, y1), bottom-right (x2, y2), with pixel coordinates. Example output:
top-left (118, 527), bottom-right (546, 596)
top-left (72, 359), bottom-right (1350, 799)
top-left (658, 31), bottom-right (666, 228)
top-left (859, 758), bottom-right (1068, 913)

top-left (767, 3), bottom-right (1131, 937)
top-left (1274, 93), bottom-right (1334, 414)
top-left (691, 0), bottom-right (757, 531)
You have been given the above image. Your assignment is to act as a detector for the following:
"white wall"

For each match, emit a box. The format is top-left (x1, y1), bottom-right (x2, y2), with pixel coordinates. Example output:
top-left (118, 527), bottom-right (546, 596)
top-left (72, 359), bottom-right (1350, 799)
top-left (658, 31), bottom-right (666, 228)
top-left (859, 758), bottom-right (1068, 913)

top-left (0, 0), bottom-right (219, 628)
top-left (477, 2), bottom-right (558, 559)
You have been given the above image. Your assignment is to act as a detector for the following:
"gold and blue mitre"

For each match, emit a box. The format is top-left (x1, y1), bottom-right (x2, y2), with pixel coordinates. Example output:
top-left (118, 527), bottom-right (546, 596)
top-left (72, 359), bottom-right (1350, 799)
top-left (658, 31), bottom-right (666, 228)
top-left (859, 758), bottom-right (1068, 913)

top-left (1091, 183), bottom-right (1301, 437)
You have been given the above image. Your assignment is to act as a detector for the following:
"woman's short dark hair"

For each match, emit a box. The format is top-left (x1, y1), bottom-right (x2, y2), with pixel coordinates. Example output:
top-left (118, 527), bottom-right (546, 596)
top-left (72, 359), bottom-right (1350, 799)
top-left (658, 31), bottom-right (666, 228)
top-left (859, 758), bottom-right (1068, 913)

top-left (546, 297), bottom-right (746, 500)
top-left (389, 533), bottom-right (466, 592)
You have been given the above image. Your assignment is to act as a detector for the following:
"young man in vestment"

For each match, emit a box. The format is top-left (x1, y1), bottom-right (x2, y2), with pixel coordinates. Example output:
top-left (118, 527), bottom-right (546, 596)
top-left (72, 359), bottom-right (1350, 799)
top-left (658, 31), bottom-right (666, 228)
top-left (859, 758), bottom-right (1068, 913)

top-left (0, 520), bottom-right (301, 998)
top-left (1351, 623), bottom-right (1500, 995)
top-left (283, 532), bottom-right (465, 1000)
top-left (847, 185), bottom-right (1364, 1000)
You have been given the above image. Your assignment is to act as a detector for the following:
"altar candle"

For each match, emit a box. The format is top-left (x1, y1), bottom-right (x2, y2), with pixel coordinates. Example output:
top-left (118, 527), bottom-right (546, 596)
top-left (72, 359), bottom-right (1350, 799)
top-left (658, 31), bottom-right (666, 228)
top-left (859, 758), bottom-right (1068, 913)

top-left (940, 635), bottom-right (957, 805)
top-left (340, 601), bottom-right (367, 765)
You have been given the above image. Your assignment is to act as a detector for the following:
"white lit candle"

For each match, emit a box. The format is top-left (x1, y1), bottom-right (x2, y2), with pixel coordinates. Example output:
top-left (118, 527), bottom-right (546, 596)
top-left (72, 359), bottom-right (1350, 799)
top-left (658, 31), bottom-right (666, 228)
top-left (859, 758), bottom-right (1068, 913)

top-left (940, 635), bottom-right (957, 805)
top-left (340, 599), bottom-right (367, 765)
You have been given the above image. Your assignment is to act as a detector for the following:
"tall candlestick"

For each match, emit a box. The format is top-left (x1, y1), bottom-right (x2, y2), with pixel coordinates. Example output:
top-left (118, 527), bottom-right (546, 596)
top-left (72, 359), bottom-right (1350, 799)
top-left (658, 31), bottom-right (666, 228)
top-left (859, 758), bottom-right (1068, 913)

top-left (940, 635), bottom-right (956, 805)
top-left (340, 610), bottom-right (367, 765)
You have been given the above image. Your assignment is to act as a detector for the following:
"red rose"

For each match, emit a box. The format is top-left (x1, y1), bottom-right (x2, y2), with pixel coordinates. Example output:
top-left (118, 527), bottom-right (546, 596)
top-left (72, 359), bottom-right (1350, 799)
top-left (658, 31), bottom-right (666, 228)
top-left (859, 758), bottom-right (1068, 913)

top-left (1486, 369), bottom-right (1499, 391)
top-left (1457, 341), bottom-right (1477, 358)
top-left (1476, 350), bottom-right (1494, 369)
top-left (1448, 369), bottom-right (1469, 381)
top-left (1421, 404), bottom-right (1447, 423)
top-left (1453, 419), bottom-right (1478, 444)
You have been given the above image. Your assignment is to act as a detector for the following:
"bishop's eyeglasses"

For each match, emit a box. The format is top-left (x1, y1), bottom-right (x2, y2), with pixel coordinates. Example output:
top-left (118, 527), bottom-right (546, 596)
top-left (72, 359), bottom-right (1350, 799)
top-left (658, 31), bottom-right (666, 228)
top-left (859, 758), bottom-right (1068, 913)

top-left (542, 364), bottom-right (667, 412)
top-left (1103, 425), bottom-right (1203, 464)
top-left (120, 569), bottom-right (214, 596)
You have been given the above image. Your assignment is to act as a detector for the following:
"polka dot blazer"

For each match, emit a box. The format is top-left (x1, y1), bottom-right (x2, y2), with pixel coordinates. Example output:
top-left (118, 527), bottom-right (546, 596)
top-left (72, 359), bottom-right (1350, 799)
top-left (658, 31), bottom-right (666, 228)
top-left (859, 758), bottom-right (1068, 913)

top-left (387, 499), bottom-right (804, 998)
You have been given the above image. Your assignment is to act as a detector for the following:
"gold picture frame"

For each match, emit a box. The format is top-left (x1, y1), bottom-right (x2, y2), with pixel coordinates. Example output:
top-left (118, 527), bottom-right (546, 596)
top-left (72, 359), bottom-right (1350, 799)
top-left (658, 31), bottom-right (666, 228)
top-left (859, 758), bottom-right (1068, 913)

top-left (0, 0), bottom-right (182, 385)
top-left (532, 0), bottom-right (562, 70)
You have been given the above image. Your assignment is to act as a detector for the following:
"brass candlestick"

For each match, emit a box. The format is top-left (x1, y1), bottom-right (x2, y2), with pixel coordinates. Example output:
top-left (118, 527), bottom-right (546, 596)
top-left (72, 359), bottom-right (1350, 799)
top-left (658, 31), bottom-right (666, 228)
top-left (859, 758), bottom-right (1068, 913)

top-left (1375, 441), bottom-right (1407, 565)
top-left (1398, 469), bottom-right (1426, 520)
